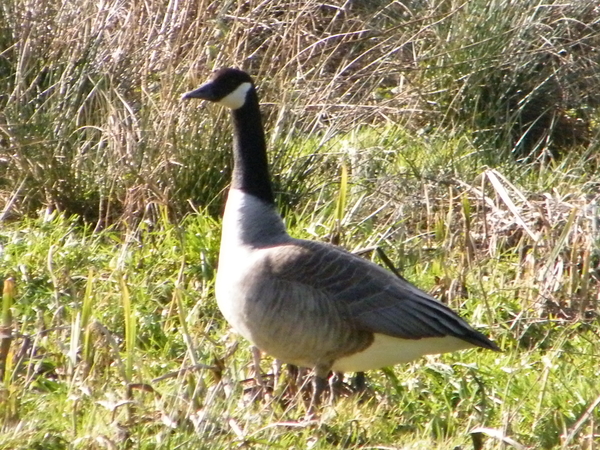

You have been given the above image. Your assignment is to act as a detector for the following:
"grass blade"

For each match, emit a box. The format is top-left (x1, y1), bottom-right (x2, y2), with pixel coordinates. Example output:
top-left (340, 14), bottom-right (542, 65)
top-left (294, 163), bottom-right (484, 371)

top-left (0, 278), bottom-right (15, 381)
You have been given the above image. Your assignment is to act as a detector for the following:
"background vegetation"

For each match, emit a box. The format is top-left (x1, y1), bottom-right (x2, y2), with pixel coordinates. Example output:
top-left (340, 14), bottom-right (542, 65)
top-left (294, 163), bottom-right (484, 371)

top-left (1, 0), bottom-right (599, 448)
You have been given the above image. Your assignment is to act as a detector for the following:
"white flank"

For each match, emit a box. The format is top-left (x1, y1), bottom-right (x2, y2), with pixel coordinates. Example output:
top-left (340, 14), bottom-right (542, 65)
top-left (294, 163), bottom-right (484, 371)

top-left (218, 82), bottom-right (252, 109)
top-left (332, 333), bottom-right (475, 372)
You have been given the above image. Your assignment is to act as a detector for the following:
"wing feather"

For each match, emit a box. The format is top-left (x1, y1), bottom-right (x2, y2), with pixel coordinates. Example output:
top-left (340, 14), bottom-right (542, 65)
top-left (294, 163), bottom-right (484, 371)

top-left (266, 239), bottom-right (499, 351)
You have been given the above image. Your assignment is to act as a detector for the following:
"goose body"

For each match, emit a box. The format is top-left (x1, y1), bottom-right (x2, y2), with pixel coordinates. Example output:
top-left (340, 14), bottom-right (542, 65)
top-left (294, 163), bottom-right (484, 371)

top-left (183, 68), bottom-right (499, 398)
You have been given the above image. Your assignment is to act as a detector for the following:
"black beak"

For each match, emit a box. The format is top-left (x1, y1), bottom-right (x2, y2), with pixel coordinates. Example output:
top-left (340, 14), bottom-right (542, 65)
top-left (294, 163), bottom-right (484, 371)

top-left (181, 82), bottom-right (218, 101)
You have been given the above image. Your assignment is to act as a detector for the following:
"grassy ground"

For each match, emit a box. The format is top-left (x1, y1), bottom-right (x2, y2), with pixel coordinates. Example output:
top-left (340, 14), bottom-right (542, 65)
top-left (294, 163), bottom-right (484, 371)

top-left (1, 0), bottom-right (600, 449)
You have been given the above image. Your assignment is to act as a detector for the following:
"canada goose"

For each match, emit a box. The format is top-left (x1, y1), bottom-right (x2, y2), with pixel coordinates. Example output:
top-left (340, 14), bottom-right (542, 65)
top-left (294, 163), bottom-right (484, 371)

top-left (183, 68), bottom-right (500, 410)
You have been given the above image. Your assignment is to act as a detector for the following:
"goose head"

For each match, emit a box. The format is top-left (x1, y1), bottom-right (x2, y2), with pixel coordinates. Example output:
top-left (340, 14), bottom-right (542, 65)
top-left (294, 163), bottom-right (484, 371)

top-left (182, 68), bottom-right (274, 204)
top-left (182, 68), bottom-right (254, 110)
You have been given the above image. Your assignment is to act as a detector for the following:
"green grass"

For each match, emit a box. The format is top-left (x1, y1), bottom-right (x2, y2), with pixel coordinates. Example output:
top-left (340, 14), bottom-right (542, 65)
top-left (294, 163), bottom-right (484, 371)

top-left (1, 0), bottom-right (600, 448)
top-left (1, 127), bottom-right (599, 448)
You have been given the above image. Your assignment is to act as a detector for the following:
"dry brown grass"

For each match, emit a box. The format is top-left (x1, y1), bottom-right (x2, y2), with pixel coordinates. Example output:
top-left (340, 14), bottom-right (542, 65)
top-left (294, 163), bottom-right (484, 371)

top-left (0, 0), bottom-right (599, 226)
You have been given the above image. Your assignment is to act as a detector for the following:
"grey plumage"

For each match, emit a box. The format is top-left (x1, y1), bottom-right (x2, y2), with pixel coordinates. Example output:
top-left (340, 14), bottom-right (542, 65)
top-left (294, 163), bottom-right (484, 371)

top-left (183, 68), bottom-right (499, 408)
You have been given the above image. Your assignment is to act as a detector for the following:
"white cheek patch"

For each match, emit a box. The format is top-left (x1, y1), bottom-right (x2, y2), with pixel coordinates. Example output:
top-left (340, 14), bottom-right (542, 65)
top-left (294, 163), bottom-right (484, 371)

top-left (218, 82), bottom-right (252, 109)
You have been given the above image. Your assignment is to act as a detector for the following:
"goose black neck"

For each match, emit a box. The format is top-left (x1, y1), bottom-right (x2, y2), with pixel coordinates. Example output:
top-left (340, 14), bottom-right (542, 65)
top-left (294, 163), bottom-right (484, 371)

top-left (230, 88), bottom-right (275, 205)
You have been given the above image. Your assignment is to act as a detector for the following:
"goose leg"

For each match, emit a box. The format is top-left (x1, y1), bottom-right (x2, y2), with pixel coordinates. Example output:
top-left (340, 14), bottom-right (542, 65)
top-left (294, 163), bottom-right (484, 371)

top-left (283, 364), bottom-right (300, 398)
top-left (307, 376), bottom-right (326, 419)
top-left (330, 372), bottom-right (344, 402)
top-left (307, 365), bottom-right (331, 419)
top-left (353, 372), bottom-right (366, 393)
top-left (251, 346), bottom-right (266, 397)
top-left (287, 364), bottom-right (299, 384)
top-left (272, 359), bottom-right (283, 391)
